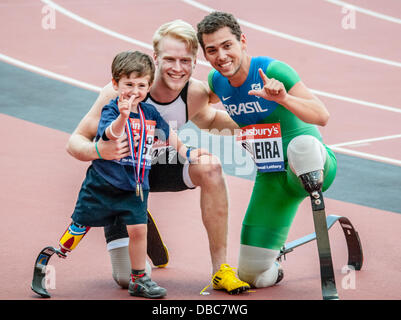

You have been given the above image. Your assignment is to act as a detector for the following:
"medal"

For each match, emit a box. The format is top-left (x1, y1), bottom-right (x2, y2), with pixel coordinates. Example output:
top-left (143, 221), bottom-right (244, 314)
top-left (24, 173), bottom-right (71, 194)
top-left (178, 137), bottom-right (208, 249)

top-left (140, 185), bottom-right (144, 202)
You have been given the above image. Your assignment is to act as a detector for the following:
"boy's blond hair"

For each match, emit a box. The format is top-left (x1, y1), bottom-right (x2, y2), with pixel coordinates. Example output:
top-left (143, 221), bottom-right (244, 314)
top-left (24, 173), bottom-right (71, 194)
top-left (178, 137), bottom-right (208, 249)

top-left (153, 20), bottom-right (199, 57)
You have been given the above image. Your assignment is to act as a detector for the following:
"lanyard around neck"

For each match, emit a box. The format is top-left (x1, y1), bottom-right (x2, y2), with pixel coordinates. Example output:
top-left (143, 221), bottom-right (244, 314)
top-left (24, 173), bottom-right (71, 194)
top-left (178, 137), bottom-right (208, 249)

top-left (124, 98), bottom-right (147, 199)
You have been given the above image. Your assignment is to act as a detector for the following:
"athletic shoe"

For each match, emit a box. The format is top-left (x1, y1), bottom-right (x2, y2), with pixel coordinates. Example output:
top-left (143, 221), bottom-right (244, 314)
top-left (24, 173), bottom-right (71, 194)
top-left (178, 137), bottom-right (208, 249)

top-left (128, 274), bottom-right (167, 298)
top-left (212, 264), bottom-right (250, 294)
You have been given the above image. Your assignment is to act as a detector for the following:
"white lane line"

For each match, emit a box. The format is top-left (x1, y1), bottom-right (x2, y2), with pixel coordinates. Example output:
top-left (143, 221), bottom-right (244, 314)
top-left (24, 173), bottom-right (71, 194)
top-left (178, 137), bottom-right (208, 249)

top-left (40, 0), bottom-right (212, 66)
top-left (41, 0), bottom-right (153, 51)
top-left (0, 53), bottom-right (102, 92)
top-left (330, 134), bottom-right (401, 148)
top-left (181, 0), bottom-right (401, 68)
top-left (1, 52), bottom-right (400, 166)
top-left (328, 146), bottom-right (401, 166)
top-left (310, 89), bottom-right (401, 114)
top-left (324, 0), bottom-right (401, 25)
top-left (38, 0), bottom-right (401, 114)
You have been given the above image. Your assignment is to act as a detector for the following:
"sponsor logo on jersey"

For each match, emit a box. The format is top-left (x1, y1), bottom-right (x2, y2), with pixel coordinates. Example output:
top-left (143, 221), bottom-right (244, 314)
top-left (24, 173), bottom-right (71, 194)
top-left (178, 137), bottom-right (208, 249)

top-left (223, 101), bottom-right (269, 116)
top-left (237, 124), bottom-right (280, 139)
top-left (113, 119), bottom-right (156, 168)
top-left (236, 123), bottom-right (285, 172)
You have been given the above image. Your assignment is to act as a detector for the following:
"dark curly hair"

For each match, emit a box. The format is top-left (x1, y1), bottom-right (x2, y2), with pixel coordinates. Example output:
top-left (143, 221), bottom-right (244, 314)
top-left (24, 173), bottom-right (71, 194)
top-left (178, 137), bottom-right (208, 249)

top-left (197, 12), bottom-right (242, 51)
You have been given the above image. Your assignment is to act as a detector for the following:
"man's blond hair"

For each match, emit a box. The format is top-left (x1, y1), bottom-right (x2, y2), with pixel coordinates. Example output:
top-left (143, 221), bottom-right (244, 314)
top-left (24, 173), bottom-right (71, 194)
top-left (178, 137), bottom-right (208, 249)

top-left (153, 20), bottom-right (199, 57)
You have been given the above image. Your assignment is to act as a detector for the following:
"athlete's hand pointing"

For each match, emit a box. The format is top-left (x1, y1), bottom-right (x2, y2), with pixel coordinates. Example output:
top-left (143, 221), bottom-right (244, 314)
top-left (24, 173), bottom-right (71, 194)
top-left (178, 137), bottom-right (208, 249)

top-left (248, 68), bottom-right (287, 104)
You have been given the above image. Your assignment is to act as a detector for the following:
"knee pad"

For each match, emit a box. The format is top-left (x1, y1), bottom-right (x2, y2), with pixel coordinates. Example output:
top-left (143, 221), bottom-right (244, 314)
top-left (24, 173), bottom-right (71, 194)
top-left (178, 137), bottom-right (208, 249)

top-left (59, 222), bottom-right (90, 253)
top-left (238, 244), bottom-right (281, 288)
top-left (287, 135), bottom-right (327, 177)
top-left (107, 238), bottom-right (152, 289)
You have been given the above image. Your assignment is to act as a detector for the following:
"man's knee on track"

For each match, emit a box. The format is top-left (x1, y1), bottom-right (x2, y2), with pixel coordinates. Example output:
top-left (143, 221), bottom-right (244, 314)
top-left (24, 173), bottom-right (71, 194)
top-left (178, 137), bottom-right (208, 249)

top-left (237, 244), bottom-right (281, 288)
top-left (107, 240), bottom-right (152, 289)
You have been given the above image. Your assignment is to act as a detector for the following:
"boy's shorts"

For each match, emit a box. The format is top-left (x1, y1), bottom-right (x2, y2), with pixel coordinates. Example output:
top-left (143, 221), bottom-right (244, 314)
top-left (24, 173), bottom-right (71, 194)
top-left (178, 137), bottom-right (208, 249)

top-left (71, 165), bottom-right (148, 227)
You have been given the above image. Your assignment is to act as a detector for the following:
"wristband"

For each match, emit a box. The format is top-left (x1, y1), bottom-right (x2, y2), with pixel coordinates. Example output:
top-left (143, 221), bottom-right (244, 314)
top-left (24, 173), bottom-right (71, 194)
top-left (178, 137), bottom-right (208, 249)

top-left (95, 141), bottom-right (103, 160)
top-left (186, 147), bottom-right (194, 163)
top-left (109, 121), bottom-right (125, 139)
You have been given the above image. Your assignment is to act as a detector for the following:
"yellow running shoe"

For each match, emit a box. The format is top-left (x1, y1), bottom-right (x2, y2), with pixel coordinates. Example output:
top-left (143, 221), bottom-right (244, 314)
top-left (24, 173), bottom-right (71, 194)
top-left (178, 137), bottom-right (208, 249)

top-left (212, 264), bottom-right (250, 294)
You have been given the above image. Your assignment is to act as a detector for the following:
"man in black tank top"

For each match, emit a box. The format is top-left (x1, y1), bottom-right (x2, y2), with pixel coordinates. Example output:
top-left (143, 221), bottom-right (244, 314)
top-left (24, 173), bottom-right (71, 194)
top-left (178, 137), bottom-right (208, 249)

top-left (66, 20), bottom-right (249, 295)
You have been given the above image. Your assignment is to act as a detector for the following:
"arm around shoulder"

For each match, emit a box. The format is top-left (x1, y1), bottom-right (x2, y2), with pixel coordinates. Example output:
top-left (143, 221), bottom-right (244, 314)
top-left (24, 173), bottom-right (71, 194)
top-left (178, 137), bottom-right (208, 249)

top-left (66, 82), bottom-right (118, 161)
top-left (188, 79), bottom-right (238, 134)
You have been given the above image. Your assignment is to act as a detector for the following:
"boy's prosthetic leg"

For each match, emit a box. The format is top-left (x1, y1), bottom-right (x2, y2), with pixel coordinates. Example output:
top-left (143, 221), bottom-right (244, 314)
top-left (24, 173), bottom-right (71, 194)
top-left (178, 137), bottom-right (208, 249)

top-left (58, 222), bottom-right (90, 254)
top-left (31, 222), bottom-right (90, 298)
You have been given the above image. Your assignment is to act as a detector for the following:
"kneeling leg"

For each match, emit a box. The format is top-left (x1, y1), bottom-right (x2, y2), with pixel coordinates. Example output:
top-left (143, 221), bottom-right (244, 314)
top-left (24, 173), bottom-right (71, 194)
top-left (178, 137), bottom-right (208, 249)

top-left (238, 245), bottom-right (283, 288)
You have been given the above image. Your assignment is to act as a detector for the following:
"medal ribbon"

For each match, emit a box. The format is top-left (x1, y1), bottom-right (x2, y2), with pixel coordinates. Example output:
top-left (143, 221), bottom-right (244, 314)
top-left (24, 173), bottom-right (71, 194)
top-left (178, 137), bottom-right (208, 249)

top-left (125, 98), bottom-right (147, 198)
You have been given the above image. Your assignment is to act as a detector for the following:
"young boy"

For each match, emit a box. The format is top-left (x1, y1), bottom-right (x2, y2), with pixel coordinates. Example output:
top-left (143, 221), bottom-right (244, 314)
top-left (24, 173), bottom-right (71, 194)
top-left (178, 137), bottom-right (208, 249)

top-left (69, 50), bottom-right (196, 298)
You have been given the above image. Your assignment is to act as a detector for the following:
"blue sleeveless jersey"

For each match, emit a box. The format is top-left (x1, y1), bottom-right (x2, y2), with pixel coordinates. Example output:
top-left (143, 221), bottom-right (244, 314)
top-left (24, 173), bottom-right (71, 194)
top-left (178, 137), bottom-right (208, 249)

top-left (209, 56), bottom-right (323, 161)
top-left (209, 56), bottom-right (280, 126)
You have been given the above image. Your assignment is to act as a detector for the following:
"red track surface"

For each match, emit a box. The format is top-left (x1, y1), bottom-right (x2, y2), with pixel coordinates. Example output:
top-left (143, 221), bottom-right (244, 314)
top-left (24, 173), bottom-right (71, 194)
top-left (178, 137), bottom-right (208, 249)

top-left (1, 0), bottom-right (400, 300)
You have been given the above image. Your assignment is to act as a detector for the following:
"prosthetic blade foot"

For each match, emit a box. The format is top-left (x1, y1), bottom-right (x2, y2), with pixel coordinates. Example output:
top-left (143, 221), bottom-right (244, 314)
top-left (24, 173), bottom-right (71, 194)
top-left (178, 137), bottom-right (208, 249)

top-left (31, 246), bottom-right (66, 298)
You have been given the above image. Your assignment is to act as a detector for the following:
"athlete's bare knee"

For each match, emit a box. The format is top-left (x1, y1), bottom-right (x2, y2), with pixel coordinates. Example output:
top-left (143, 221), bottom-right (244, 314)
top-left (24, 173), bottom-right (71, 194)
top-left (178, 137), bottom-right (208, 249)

top-left (198, 162), bottom-right (223, 185)
top-left (190, 155), bottom-right (223, 186)
top-left (200, 155), bottom-right (223, 176)
top-left (200, 153), bottom-right (221, 165)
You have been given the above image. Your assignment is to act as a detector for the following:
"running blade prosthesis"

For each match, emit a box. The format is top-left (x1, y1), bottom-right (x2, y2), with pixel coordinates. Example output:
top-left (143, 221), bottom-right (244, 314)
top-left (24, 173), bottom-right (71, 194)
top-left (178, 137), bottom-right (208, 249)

top-left (278, 215), bottom-right (363, 271)
top-left (31, 246), bottom-right (66, 298)
top-left (300, 170), bottom-right (339, 300)
top-left (31, 210), bottom-right (169, 298)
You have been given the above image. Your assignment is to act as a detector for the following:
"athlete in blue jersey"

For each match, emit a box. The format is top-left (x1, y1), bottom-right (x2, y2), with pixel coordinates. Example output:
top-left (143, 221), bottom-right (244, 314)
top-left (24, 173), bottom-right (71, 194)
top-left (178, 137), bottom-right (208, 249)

top-left (197, 12), bottom-right (337, 288)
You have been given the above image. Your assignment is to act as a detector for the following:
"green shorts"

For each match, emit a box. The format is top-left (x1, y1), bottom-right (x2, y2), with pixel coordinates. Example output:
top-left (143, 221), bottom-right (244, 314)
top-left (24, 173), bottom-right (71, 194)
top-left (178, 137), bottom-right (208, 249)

top-left (241, 145), bottom-right (337, 250)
